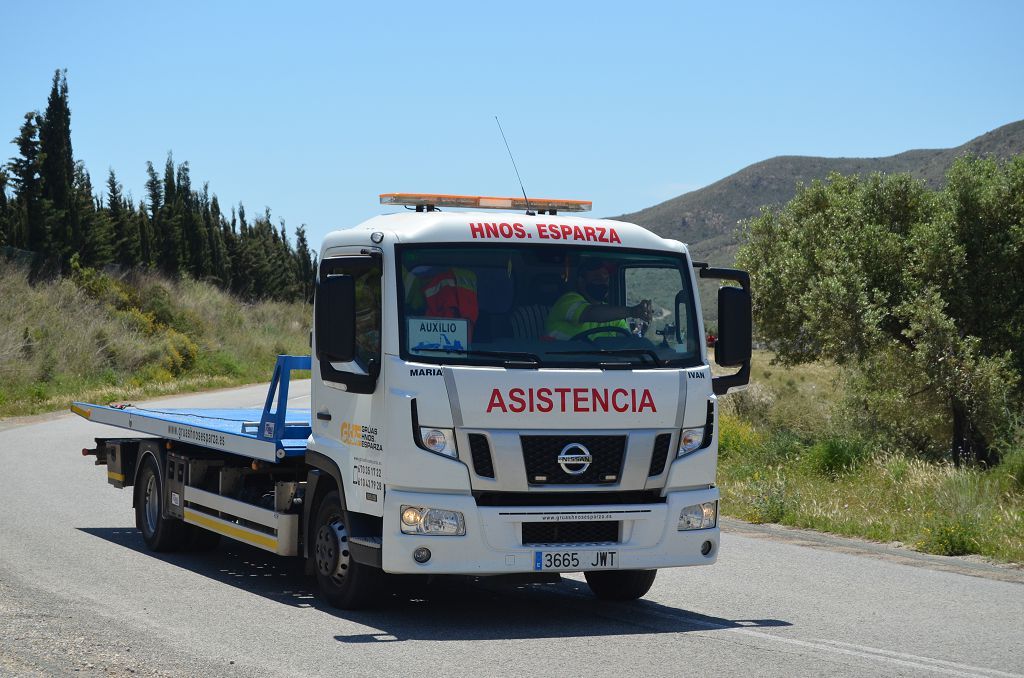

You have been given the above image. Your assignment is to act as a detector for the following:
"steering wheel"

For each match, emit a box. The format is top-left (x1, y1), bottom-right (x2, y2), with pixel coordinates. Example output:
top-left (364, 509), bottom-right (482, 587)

top-left (570, 326), bottom-right (634, 342)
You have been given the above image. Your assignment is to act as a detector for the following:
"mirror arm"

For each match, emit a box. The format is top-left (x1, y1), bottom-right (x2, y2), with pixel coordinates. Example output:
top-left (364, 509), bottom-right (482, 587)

top-left (695, 263), bottom-right (750, 293)
top-left (712, 362), bottom-right (750, 396)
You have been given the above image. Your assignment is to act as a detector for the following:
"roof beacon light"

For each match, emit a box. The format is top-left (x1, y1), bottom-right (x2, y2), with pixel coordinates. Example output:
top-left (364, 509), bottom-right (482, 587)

top-left (380, 193), bottom-right (591, 214)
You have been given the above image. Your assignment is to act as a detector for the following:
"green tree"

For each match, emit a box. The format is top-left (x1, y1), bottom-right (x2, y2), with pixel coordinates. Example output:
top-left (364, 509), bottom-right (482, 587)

top-left (106, 169), bottom-right (139, 267)
top-left (74, 163), bottom-right (112, 267)
top-left (137, 201), bottom-right (154, 267)
top-left (294, 225), bottom-right (314, 303)
top-left (7, 111), bottom-right (60, 270)
top-left (737, 159), bottom-right (1023, 466)
top-left (39, 69), bottom-right (75, 262)
top-left (0, 168), bottom-right (10, 246)
top-left (145, 160), bottom-right (162, 220)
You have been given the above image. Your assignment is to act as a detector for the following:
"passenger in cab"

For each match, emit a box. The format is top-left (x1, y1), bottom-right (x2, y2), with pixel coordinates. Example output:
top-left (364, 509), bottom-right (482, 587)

top-left (546, 259), bottom-right (652, 340)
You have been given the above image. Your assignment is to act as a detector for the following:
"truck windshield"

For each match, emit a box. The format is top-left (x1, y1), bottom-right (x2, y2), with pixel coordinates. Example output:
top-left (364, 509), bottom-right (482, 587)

top-left (397, 245), bottom-right (702, 369)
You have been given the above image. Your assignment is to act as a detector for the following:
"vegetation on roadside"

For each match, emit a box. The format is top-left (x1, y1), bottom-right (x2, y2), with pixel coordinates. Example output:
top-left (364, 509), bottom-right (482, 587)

top-left (0, 259), bottom-right (309, 418)
top-left (717, 356), bottom-right (1024, 564)
top-left (737, 156), bottom-right (1023, 466)
top-left (718, 157), bottom-right (1024, 564)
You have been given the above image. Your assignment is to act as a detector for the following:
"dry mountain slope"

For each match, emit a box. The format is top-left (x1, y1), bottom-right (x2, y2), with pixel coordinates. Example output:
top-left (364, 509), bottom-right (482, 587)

top-left (615, 119), bottom-right (1024, 268)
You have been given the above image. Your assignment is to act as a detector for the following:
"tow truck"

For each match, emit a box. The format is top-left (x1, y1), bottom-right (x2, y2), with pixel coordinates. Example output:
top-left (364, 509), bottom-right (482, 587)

top-left (74, 193), bottom-right (751, 608)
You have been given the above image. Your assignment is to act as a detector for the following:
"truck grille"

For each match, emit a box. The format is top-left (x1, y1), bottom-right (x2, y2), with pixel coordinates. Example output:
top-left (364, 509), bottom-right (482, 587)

top-left (469, 434), bottom-right (495, 478)
top-left (522, 521), bottom-right (619, 545)
top-left (648, 433), bottom-right (673, 476)
top-left (521, 435), bottom-right (626, 485)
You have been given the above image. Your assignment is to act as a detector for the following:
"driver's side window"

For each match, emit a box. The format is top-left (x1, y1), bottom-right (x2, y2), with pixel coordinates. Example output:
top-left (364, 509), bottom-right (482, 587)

top-left (624, 267), bottom-right (686, 346)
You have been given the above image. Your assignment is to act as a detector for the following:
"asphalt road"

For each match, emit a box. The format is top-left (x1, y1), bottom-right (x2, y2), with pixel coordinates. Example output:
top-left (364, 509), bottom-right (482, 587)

top-left (1, 382), bottom-right (1022, 677)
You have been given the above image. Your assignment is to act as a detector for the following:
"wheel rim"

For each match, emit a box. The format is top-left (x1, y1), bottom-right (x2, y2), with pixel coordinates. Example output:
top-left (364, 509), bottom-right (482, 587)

top-left (144, 474), bottom-right (159, 535)
top-left (314, 515), bottom-right (350, 586)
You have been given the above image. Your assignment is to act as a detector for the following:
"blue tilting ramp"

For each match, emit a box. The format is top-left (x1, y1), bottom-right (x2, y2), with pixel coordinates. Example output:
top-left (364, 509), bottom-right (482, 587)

top-left (71, 355), bottom-right (313, 463)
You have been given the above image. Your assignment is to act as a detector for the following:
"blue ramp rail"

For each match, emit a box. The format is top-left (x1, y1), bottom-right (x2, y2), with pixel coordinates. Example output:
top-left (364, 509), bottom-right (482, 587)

top-left (258, 354), bottom-right (313, 447)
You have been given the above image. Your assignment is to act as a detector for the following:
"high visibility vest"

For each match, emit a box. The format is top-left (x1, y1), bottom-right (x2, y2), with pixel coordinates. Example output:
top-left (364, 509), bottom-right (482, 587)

top-left (545, 291), bottom-right (627, 340)
top-left (423, 268), bottom-right (479, 338)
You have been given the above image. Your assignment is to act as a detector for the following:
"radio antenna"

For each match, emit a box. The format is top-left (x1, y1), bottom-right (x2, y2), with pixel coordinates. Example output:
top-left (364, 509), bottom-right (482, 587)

top-left (495, 116), bottom-right (534, 215)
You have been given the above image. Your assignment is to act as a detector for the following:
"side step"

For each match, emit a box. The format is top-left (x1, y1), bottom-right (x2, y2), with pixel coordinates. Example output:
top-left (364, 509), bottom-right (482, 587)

top-left (182, 486), bottom-right (299, 556)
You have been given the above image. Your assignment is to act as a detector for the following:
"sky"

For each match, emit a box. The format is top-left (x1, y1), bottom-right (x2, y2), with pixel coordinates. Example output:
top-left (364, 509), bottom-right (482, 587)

top-left (2, 1), bottom-right (1023, 248)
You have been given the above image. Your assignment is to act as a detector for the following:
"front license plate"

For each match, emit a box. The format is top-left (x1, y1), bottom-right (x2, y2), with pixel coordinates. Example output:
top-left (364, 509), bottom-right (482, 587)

top-left (534, 550), bottom-right (619, 571)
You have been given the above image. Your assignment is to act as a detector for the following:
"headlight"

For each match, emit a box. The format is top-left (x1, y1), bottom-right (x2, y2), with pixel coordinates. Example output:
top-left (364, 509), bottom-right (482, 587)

top-left (678, 501), bottom-right (717, 530)
top-left (400, 505), bottom-right (466, 536)
top-left (418, 427), bottom-right (457, 458)
top-left (678, 427), bottom-right (705, 456)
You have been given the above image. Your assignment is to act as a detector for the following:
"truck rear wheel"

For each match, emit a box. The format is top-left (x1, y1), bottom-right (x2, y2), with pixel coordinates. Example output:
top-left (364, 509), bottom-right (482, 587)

top-left (134, 456), bottom-right (188, 552)
top-left (313, 490), bottom-right (381, 609)
top-left (584, 569), bottom-right (657, 601)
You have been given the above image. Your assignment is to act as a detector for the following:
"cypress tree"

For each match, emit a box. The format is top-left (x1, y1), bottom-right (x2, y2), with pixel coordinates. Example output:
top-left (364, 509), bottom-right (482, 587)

top-left (75, 164), bottom-right (112, 267)
top-left (238, 202), bottom-right (248, 235)
top-left (39, 69), bottom-right (75, 263)
top-left (0, 168), bottom-right (9, 247)
top-left (137, 200), bottom-right (154, 266)
top-left (145, 161), bottom-right (162, 220)
top-left (163, 153), bottom-right (176, 206)
top-left (176, 161), bottom-right (211, 277)
top-left (208, 193), bottom-right (230, 286)
top-left (9, 112), bottom-right (46, 256)
top-left (107, 169), bottom-right (139, 267)
top-left (294, 225), bottom-right (314, 303)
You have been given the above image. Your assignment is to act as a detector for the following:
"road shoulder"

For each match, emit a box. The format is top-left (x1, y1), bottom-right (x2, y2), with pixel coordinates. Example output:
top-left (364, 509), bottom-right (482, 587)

top-left (722, 516), bottom-right (1024, 584)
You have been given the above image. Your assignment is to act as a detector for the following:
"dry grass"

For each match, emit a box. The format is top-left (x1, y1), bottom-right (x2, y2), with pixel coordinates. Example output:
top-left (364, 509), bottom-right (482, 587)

top-left (0, 262), bottom-right (309, 417)
top-left (716, 352), bottom-right (1024, 563)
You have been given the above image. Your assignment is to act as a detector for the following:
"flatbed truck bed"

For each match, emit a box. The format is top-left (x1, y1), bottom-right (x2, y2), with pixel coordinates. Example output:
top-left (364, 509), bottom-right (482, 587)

top-left (74, 356), bottom-right (313, 557)
top-left (71, 404), bottom-right (311, 462)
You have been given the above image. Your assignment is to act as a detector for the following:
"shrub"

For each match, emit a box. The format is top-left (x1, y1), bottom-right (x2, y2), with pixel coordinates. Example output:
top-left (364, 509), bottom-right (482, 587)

top-left (1000, 447), bottom-right (1024, 492)
top-left (994, 422), bottom-right (1024, 491)
top-left (748, 472), bottom-right (791, 523)
top-left (882, 454), bottom-right (910, 484)
top-left (917, 516), bottom-right (981, 556)
top-left (759, 430), bottom-right (804, 466)
top-left (160, 330), bottom-right (199, 376)
top-left (718, 415), bottom-right (762, 459)
top-left (804, 436), bottom-right (870, 478)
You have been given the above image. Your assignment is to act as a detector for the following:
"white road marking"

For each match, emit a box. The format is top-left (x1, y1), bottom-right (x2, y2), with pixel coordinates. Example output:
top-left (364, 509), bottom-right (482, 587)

top-left (814, 640), bottom-right (1024, 678)
top-left (554, 583), bottom-right (1020, 678)
top-left (655, 611), bottom-right (1021, 678)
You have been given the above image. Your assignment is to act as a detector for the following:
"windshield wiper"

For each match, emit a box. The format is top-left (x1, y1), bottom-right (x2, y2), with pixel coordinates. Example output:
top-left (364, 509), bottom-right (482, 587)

top-left (413, 348), bottom-right (541, 366)
top-left (546, 348), bottom-right (665, 366)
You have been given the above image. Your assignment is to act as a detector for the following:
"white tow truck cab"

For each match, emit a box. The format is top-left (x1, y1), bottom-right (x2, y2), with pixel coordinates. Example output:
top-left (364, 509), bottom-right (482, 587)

top-left (75, 193), bottom-right (752, 608)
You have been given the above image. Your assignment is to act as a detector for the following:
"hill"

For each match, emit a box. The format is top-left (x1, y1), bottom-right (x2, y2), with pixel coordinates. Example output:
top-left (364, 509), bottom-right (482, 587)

top-left (615, 119), bottom-right (1024, 267)
top-left (613, 120), bottom-right (1024, 326)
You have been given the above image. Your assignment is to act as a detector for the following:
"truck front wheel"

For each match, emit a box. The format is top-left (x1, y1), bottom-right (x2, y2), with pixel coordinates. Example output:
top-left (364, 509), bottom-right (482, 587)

top-left (312, 490), bottom-right (380, 609)
top-left (584, 569), bottom-right (657, 601)
top-left (134, 456), bottom-right (188, 551)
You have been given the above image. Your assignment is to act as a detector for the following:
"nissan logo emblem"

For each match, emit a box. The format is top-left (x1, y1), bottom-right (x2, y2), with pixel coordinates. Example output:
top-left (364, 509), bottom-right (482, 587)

top-left (557, 443), bottom-right (593, 476)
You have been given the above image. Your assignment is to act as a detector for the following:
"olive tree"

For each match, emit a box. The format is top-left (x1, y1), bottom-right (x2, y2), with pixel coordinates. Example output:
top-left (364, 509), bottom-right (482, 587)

top-left (737, 156), bottom-right (1024, 465)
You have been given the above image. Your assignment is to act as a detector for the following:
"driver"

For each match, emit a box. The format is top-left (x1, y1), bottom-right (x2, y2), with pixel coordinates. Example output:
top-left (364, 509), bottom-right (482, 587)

top-left (545, 259), bottom-right (652, 340)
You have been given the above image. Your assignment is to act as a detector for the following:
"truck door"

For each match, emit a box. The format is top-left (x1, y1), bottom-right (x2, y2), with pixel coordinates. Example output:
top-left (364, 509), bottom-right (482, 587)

top-left (311, 251), bottom-right (386, 517)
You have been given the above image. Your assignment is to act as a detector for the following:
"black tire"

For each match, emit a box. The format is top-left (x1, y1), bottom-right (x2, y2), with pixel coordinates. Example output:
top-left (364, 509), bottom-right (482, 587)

top-left (584, 569), bottom-right (658, 601)
top-left (312, 490), bottom-right (381, 609)
top-left (134, 456), bottom-right (188, 552)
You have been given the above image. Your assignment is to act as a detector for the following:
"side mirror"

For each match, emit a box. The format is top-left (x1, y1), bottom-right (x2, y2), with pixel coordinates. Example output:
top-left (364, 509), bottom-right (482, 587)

top-left (714, 286), bottom-right (752, 367)
top-left (694, 263), bottom-right (752, 395)
top-left (315, 274), bottom-right (355, 363)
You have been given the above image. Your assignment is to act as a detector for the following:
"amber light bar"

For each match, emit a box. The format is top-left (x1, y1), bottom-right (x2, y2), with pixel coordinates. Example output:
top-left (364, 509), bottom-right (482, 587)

top-left (380, 193), bottom-right (591, 213)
